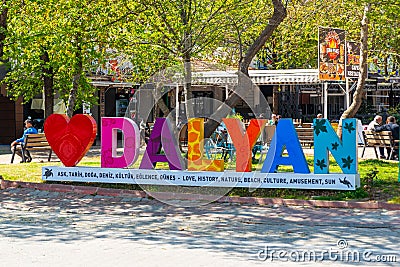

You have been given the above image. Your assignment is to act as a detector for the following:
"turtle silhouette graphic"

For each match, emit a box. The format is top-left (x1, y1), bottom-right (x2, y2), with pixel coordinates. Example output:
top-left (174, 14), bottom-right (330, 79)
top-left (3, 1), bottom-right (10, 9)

top-left (43, 168), bottom-right (53, 179)
top-left (339, 177), bottom-right (353, 188)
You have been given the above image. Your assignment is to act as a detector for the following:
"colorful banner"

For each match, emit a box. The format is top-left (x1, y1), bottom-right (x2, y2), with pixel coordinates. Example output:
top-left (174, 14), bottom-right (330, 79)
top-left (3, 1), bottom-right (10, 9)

top-left (318, 27), bottom-right (346, 81)
top-left (42, 166), bottom-right (360, 190)
top-left (346, 41), bottom-right (361, 78)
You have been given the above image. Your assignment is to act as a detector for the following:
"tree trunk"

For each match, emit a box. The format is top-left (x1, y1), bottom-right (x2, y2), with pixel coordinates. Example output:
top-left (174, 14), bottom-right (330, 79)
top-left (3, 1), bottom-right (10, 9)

top-left (67, 70), bottom-right (81, 118)
top-left (183, 31), bottom-right (194, 119)
top-left (337, 3), bottom-right (370, 136)
top-left (204, 0), bottom-right (287, 137)
top-left (239, 0), bottom-right (286, 76)
top-left (0, 2), bottom-right (7, 59)
top-left (40, 50), bottom-right (54, 118)
top-left (273, 85), bottom-right (279, 114)
top-left (177, 4), bottom-right (194, 120)
top-left (183, 52), bottom-right (193, 119)
top-left (153, 92), bottom-right (171, 116)
top-left (66, 36), bottom-right (83, 118)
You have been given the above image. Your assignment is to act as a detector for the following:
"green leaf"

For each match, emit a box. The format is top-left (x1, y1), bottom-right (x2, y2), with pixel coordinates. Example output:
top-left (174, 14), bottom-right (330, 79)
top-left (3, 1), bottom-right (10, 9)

top-left (316, 158), bottom-right (327, 170)
top-left (342, 156), bottom-right (354, 170)
top-left (344, 122), bottom-right (356, 134)
top-left (331, 142), bottom-right (339, 150)
top-left (313, 119), bottom-right (327, 136)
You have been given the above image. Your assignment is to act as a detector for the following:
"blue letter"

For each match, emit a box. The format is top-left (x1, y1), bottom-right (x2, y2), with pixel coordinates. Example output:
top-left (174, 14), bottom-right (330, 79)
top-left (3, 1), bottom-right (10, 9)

top-left (313, 118), bottom-right (357, 174)
top-left (261, 119), bottom-right (310, 173)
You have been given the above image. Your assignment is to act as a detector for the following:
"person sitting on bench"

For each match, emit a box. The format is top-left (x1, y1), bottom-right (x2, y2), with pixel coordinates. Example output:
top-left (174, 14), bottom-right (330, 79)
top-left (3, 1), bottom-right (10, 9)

top-left (374, 116), bottom-right (399, 160)
top-left (10, 119), bottom-right (38, 163)
top-left (368, 115), bottom-right (386, 159)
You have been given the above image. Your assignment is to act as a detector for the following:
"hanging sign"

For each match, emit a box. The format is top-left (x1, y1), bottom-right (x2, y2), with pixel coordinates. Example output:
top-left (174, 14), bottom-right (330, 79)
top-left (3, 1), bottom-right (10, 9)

top-left (318, 27), bottom-right (346, 81)
top-left (346, 41), bottom-right (361, 78)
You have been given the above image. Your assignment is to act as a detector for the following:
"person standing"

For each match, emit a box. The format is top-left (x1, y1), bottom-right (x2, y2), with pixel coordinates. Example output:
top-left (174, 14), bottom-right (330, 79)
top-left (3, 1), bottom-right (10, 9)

top-left (268, 114), bottom-right (278, 125)
top-left (10, 119), bottom-right (38, 163)
top-left (367, 115), bottom-right (386, 159)
top-left (139, 118), bottom-right (147, 147)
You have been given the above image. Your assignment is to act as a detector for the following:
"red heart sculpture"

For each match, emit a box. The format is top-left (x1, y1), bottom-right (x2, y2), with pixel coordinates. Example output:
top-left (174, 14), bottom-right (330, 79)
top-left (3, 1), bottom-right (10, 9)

top-left (44, 114), bottom-right (97, 167)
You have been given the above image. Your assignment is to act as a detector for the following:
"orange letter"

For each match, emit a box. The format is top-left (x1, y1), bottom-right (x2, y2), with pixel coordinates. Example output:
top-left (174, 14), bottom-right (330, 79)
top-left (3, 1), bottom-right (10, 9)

top-left (223, 118), bottom-right (267, 172)
top-left (187, 118), bottom-right (224, 171)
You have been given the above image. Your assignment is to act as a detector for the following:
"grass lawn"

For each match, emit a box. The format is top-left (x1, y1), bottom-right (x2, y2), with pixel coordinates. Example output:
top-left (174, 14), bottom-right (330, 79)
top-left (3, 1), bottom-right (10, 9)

top-left (0, 154), bottom-right (399, 203)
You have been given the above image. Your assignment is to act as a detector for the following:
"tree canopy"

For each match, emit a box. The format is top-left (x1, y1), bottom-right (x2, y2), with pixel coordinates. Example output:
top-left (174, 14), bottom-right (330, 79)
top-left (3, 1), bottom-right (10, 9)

top-left (1, 0), bottom-right (399, 117)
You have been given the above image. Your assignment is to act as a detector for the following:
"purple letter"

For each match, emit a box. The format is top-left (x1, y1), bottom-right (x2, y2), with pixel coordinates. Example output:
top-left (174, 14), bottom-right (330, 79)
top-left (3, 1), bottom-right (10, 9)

top-left (140, 118), bottom-right (185, 170)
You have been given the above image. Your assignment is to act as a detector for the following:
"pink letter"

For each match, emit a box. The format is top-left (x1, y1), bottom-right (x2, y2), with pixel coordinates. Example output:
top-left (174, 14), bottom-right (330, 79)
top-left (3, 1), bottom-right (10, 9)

top-left (101, 117), bottom-right (139, 168)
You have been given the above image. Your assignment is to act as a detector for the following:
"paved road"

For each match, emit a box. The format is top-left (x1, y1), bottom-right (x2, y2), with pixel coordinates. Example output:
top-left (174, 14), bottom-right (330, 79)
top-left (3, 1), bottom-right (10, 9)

top-left (0, 145), bottom-right (398, 266)
top-left (0, 187), bottom-right (399, 266)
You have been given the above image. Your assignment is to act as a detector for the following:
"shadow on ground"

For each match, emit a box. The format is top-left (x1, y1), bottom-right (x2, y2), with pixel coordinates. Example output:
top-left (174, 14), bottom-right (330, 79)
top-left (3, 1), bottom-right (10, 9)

top-left (0, 188), bottom-right (399, 265)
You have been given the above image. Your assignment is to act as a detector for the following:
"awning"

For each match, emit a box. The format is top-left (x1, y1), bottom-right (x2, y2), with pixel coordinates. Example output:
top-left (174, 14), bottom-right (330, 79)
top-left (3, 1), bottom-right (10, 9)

top-left (192, 69), bottom-right (320, 85)
top-left (90, 81), bottom-right (135, 88)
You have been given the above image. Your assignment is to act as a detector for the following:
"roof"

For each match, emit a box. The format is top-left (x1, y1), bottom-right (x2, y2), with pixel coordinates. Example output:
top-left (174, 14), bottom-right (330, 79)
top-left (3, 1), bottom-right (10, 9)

top-left (89, 69), bottom-right (321, 87)
top-left (250, 69), bottom-right (320, 84)
top-left (90, 69), bottom-right (400, 88)
top-left (90, 80), bottom-right (134, 88)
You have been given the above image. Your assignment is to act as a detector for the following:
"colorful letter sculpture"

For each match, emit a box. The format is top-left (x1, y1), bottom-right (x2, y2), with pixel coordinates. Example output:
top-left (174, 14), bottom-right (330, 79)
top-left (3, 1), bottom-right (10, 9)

top-left (187, 118), bottom-right (224, 171)
top-left (101, 117), bottom-right (140, 168)
top-left (223, 118), bottom-right (267, 172)
top-left (140, 118), bottom-right (185, 170)
top-left (261, 119), bottom-right (310, 173)
top-left (44, 114), bottom-right (97, 167)
top-left (42, 116), bottom-right (362, 191)
top-left (313, 118), bottom-right (357, 174)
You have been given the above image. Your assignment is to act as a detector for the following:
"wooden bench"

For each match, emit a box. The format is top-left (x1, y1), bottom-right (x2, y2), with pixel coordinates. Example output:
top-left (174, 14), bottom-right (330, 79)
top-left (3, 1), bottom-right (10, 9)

top-left (295, 127), bottom-right (314, 148)
top-left (301, 123), bottom-right (313, 128)
top-left (11, 133), bottom-right (53, 163)
top-left (362, 130), bottom-right (399, 159)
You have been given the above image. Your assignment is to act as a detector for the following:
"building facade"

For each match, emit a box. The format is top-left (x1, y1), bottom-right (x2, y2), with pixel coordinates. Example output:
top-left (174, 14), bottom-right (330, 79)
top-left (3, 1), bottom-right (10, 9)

top-left (1, 69), bottom-right (399, 144)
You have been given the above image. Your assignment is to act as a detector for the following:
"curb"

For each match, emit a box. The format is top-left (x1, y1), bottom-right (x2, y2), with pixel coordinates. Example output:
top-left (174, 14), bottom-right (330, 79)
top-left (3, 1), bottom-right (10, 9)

top-left (1, 178), bottom-right (400, 210)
